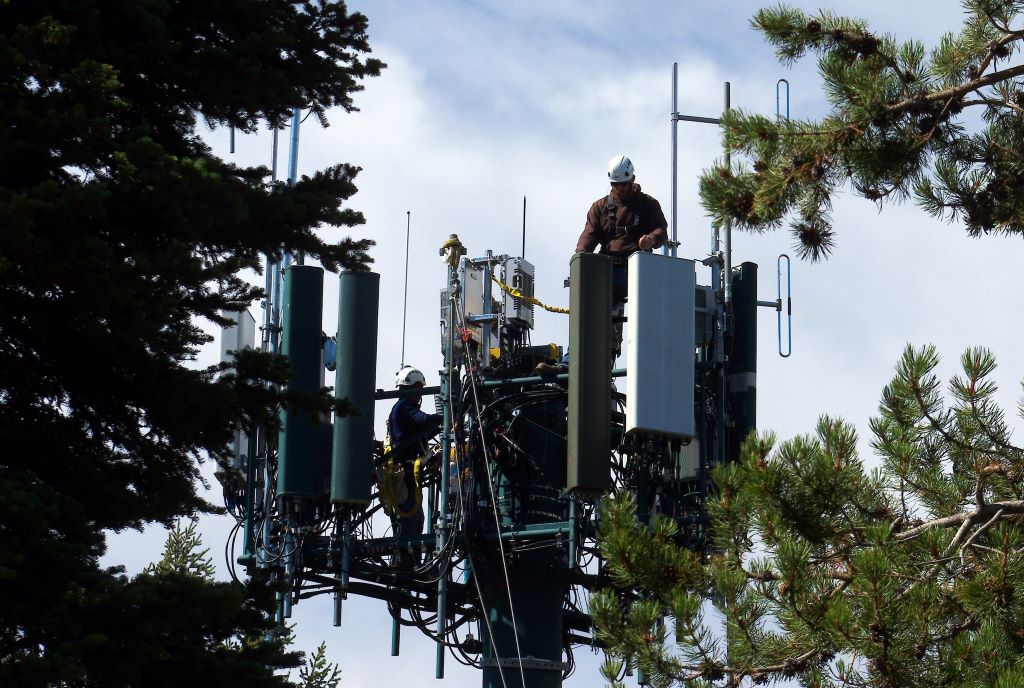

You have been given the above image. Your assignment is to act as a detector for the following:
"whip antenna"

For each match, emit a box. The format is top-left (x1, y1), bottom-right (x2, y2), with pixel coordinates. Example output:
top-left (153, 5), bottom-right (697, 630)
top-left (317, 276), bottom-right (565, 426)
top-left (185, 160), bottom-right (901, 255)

top-left (521, 196), bottom-right (526, 259)
top-left (401, 210), bottom-right (411, 367)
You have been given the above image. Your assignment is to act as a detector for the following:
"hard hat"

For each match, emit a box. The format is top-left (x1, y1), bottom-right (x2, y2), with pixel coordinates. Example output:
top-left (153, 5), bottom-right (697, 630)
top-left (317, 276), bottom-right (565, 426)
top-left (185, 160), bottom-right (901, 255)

top-left (395, 366), bottom-right (426, 388)
top-left (607, 155), bottom-right (635, 183)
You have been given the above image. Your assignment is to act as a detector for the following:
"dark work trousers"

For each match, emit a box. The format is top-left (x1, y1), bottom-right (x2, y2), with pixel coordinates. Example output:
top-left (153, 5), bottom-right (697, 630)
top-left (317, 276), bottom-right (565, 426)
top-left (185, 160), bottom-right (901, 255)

top-left (612, 264), bottom-right (628, 305)
top-left (394, 463), bottom-right (424, 566)
top-left (611, 265), bottom-right (628, 358)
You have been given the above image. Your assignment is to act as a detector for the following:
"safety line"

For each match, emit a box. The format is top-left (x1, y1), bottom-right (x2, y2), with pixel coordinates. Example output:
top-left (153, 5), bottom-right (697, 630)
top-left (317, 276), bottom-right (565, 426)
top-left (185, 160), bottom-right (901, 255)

top-left (491, 274), bottom-right (569, 314)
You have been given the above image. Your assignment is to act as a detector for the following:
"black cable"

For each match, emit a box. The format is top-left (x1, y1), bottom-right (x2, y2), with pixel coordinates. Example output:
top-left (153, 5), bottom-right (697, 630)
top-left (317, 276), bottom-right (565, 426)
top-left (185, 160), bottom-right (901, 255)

top-left (225, 521), bottom-right (242, 584)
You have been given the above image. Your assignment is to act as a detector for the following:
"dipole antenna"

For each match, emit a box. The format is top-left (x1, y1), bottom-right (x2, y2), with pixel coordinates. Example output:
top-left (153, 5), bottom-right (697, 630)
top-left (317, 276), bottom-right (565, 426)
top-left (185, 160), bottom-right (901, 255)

top-left (400, 210), bottom-right (411, 367)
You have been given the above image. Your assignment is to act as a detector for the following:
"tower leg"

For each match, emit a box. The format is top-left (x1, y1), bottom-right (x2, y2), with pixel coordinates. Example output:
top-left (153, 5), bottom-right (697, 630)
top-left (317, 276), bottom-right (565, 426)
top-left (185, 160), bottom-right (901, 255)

top-left (479, 549), bottom-right (564, 688)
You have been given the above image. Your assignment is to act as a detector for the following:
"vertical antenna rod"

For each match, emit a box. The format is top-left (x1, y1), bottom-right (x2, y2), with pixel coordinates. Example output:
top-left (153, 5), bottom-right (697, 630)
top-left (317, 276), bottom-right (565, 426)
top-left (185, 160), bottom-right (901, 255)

top-left (287, 107), bottom-right (301, 185)
top-left (401, 211), bottom-right (411, 367)
top-left (723, 82), bottom-right (732, 305)
top-left (521, 196), bottom-right (526, 259)
top-left (669, 62), bottom-right (678, 257)
top-left (287, 107), bottom-right (302, 266)
top-left (269, 127), bottom-right (282, 356)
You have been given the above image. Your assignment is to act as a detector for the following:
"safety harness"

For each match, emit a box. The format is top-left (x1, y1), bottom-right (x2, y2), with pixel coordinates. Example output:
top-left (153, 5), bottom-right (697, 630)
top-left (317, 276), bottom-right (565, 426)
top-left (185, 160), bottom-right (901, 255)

top-left (604, 192), bottom-right (644, 242)
top-left (377, 416), bottom-right (425, 519)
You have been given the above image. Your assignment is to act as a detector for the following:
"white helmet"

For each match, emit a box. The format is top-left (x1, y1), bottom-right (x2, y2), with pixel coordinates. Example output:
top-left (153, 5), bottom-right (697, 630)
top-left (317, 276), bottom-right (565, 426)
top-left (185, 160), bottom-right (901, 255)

top-left (607, 155), bottom-right (635, 183)
top-left (395, 365), bottom-right (426, 388)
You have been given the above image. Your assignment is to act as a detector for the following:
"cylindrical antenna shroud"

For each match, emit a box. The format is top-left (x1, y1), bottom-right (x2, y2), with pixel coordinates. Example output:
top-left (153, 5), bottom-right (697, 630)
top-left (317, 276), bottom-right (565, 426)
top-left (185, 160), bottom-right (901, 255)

top-left (277, 265), bottom-right (326, 498)
top-left (331, 271), bottom-right (380, 504)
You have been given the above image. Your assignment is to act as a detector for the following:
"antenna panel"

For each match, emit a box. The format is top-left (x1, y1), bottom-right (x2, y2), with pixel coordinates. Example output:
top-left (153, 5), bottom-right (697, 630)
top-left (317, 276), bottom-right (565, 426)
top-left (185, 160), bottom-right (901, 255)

top-left (626, 252), bottom-right (696, 440)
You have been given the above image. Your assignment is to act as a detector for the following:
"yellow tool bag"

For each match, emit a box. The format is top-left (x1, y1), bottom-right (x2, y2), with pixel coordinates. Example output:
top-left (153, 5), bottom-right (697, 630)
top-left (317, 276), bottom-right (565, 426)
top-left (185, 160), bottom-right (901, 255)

top-left (376, 454), bottom-right (422, 519)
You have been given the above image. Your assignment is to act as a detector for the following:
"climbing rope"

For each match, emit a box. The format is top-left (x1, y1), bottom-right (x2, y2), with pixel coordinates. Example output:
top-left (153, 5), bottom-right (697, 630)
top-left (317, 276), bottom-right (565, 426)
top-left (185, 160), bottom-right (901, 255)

top-left (490, 274), bottom-right (569, 314)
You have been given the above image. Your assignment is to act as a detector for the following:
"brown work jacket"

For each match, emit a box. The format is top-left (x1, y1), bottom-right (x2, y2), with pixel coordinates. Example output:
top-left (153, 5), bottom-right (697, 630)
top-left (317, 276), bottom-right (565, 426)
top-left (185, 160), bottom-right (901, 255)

top-left (575, 184), bottom-right (668, 259)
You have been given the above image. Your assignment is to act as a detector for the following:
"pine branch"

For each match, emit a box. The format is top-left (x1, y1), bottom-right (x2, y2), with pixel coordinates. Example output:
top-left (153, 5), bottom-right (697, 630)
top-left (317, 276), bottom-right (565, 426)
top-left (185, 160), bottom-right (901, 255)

top-left (893, 500), bottom-right (1024, 541)
top-left (884, 62), bottom-right (1024, 113)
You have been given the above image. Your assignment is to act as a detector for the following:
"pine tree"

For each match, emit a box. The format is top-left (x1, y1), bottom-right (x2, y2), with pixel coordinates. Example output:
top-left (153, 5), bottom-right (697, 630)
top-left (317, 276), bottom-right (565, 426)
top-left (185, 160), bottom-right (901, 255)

top-left (699, 1), bottom-right (1024, 260)
top-left (139, 521), bottom-right (342, 688)
top-left (144, 519), bottom-right (217, 580)
top-left (593, 345), bottom-right (1024, 687)
top-left (297, 642), bottom-right (342, 688)
top-left (76, 520), bottom-right (302, 688)
top-left (0, 1), bottom-right (381, 684)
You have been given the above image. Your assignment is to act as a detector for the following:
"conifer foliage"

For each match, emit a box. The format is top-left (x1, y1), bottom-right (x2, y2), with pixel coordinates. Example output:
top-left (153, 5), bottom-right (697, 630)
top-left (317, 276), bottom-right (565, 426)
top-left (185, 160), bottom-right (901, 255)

top-left (0, 1), bottom-right (380, 684)
top-left (593, 345), bottom-right (1024, 687)
top-left (699, 1), bottom-right (1024, 259)
top-left (297, 642), bottom-right (342, 688)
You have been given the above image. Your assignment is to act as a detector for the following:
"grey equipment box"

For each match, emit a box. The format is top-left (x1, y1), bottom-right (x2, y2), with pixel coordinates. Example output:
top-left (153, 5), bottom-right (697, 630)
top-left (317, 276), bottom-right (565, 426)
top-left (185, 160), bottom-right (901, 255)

top-left (219, 309), bottom-right (256, 471)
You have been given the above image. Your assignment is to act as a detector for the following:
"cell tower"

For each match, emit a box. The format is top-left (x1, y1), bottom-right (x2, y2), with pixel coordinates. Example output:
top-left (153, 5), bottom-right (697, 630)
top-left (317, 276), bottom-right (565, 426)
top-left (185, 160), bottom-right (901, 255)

top-left (216, 69), bottom-right (793, 687)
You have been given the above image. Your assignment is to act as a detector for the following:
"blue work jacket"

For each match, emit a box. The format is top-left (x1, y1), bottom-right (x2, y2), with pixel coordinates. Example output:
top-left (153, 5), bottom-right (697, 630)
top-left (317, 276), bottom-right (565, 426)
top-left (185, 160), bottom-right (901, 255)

top-left (388, 397), bottom-right (442, 462)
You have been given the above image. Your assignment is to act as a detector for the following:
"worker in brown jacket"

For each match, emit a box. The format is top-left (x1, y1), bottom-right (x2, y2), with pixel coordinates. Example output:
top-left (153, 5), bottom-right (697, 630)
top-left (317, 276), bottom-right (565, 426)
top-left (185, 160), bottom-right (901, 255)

top-left (576, 154), bottom-right (668, 304)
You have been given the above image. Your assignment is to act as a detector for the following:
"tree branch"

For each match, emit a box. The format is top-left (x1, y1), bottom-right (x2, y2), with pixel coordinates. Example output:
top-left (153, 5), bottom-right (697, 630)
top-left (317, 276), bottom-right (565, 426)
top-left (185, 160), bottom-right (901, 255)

top-left (909, 377), bottom-right (1006, 460)
top-left (973, 18), bottom-right (1024, 76)
top-left (885, 64), bottom-right (1024, 114)
top-left (960, 507), bottom-right (1005, 552)
top-left (944, 512), bottom-right (976, 556)
top-left (894, 500), bottom-right (1024, 541)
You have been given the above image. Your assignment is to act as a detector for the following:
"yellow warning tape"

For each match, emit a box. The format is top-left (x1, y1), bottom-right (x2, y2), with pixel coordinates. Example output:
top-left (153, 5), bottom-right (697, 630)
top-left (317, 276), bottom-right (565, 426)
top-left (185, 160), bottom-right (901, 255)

top-left (490, 275), bottom-right (569, 315)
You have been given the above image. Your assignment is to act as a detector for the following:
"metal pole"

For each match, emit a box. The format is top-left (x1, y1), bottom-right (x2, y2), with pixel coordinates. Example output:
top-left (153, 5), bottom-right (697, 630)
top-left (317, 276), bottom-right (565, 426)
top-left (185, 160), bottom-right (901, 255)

top-left (267, 127), bottom-right (281, 355)
top-left (242, 429), bottom-right (258, 562)
top-left (669, 63), bottom-right (678, 257)
top-left (568, 498), bottom-right (578, 569)
top-left (723, 82), bottom-right (732, 306)
top-left (262, 266), bottom-right (274, 353)
top-left (271, 127), bottom-right (280, 182)
top-left (287, 107), bottom-right (301, 185)
top-left (283, 521), bottom-right (294, 618)
top-left (481, 250), bottom-right (493, 367)
top-left (720, 82), bottom-right (734, 675)
top-left (270, 124), bottom-right (287, 341)
top-left (374, 367), bottom-right (627, 401)
top-left (435, 260), bottom-right (456, 679)
top-left (401, 211), bottom-right (411, 367)
top-left (334, 512), bottom-right (348, 626)
top-left (271, 262), bottom-right (283, 354)
top-left (287, 107), bottom-right (302, 265)
top-left (392, 615), bottom-right (402, 656)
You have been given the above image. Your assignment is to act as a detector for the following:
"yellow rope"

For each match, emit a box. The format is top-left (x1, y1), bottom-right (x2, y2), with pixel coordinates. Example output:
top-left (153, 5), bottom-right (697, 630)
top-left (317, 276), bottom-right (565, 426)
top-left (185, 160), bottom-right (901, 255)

top-left (490, 274), bottom-right (569, 314)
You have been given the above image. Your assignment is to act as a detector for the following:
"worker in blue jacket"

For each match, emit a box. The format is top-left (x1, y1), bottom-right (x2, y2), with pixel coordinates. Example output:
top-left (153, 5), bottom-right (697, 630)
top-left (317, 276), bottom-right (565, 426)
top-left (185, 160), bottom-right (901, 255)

top-left (388, 365), bottom-right (442, 566)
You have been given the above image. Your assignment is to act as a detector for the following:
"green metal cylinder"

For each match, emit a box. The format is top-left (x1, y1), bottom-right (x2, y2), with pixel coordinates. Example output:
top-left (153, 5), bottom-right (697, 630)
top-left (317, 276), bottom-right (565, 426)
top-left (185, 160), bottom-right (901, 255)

top-left (482, 398), bottom-right (567, 688)
top-left (479, 548), bottom-right (565, 688)
top-left (726, 261), bottom-right (757, 463)
top-left (331, 271), bottom-right (380, 504)
top-left (567, 252), bottom-right (612, 493)
top-left (277, 264), bottom-right (326, 499)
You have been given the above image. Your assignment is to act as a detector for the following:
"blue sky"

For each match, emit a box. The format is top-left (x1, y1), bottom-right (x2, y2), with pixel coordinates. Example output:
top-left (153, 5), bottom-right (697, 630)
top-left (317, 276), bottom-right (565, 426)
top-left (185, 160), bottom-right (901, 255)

top-left (105, 2), bottom-right (1024, 686)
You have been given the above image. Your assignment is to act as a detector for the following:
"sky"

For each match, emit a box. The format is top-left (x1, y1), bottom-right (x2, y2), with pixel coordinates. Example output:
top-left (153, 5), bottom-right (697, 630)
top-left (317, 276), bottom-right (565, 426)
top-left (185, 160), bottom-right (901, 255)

top-left (104, 2), bottom-right (1024, 686)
